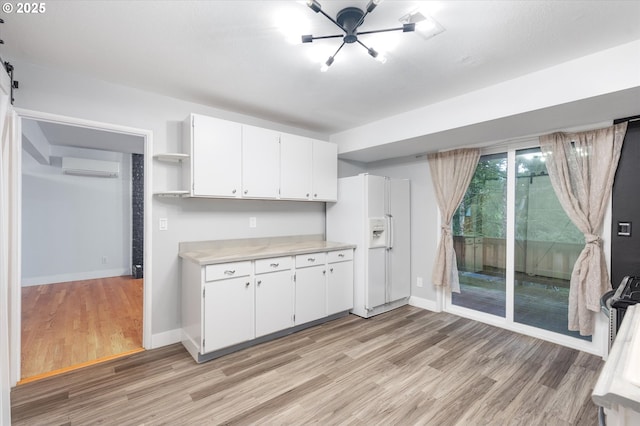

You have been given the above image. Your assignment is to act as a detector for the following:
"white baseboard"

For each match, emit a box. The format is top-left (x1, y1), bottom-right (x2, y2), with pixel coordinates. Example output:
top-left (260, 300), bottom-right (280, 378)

top-left (151, 328), bottom-right (181, 349)
top-left (21, 268), bottom-right (130, 286)
top-left (409, 296), bottom-right (441, 312)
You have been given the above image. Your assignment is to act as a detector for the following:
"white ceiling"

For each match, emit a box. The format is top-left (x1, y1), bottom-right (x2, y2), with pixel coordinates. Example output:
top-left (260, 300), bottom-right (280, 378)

top-left (3, 1), bottom-right (640, 157)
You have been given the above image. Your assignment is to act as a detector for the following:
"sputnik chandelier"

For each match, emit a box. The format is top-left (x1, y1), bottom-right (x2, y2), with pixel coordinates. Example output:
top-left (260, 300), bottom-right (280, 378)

top-left (302, 0), bottom-right (416, 71)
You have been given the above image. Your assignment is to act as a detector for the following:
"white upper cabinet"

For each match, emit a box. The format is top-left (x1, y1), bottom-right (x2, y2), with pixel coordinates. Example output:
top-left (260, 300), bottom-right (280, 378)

top-left (185, 114), bottom-right (242, 198)
top-left (280, 133), bottom-right (313, 200)
top-left (312, 140), bottom-right (338, 201)
top-left (183, 113), bottom-right (337, 201)
top-left (242, 125), bottom-right (280, 199)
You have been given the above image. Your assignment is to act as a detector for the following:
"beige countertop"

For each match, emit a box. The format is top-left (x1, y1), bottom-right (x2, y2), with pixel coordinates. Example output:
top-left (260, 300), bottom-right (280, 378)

top-left (592, 304), bottom-right (640, 413)
top-left (179, 235), bottom-right (356, 266)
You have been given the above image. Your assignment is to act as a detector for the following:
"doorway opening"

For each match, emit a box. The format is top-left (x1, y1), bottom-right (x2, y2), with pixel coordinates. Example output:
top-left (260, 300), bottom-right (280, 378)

top-left (16, 112), bottom-right (152, 383)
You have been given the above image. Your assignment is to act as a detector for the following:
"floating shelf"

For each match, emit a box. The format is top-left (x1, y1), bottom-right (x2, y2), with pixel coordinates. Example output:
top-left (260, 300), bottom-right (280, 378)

top-left (154, 190), bottom-right (190, 198)
top-left (154, 153), bottom-right (189, 162)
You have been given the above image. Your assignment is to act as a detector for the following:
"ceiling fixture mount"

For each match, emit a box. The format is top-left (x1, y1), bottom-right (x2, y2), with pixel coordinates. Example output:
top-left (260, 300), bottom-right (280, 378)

top-left (302, 0), bottom-right (415, 71)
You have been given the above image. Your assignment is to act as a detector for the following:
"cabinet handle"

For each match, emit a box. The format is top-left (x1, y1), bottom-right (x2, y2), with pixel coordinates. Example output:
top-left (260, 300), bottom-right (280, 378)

top-left (232, 189), bottom-right (237, 194)
top-left (245, 282), bottom-right (250, 287)
top-left (314, 193), bottom-right (318, 197)
top-left (307, 257), bottom-right (315, 262)
top-left (270, 263), bottom-right (279, 268)
top-left (257, 280), bottom-right (262, 286)
top-left (338, 253), bottom-right (345, 258)
top-left (330, 268), bottom-right (334, 273)
top-left (224, 270), bottom-right (236, 276)
top-left (244, 190), bottom-right (248, 195)
top-left (306, 193), bottom-right (310, 197)
top-left (323, 270), bottom-right (326, 275)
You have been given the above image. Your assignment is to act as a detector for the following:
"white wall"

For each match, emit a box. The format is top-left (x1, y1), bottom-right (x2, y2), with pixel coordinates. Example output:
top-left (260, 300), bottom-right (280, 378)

top-left (13, 60), bottom-right (327, 340)
top-left (22, 146), bottom-right (132, 285)
top-left (338, 156), bottom-right (440, 304)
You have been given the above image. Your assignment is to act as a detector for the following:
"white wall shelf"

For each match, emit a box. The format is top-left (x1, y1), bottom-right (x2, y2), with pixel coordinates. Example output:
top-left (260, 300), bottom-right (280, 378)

top-left (154, 153), bottom-right (189, 162)
top-left (154, 190), bottom-right (190, 198)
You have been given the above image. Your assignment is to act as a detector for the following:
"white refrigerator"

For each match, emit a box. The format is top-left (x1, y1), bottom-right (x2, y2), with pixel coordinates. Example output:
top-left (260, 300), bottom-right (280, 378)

top-left (326, 174), bottom-right (411, 318)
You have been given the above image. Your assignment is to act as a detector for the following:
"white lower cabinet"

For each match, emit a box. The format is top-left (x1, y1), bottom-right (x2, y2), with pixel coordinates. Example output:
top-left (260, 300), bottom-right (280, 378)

top-left (181, 247), bottom-right (354, 363)
top-left (203, 276), bottom-right (254, 353)
top-left (295, 253), bottom-right (327, 325)
top-left (255, 269), bottom-right (294, 337)
top-left (327, 257), bottom-right (354, 316)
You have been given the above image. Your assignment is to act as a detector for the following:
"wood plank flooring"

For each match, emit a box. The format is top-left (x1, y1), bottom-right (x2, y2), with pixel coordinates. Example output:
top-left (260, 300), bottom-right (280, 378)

top-left (11, 305), bottom-right (603, 425)
top-left (21, 276), bottom-right (143, 380)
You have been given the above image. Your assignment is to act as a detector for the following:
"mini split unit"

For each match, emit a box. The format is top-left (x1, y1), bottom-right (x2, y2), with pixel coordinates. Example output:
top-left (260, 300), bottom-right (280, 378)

top-left (61, 157), bottom-right (120, 178)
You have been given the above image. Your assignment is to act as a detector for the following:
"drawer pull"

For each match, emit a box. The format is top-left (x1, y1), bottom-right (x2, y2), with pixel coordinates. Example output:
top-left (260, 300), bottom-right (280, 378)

top-left (270, 263), bottom-right (279, 268)
top-left (245, 282), bottom-right (250, 287)
top-left (257, 280), bottom-right (262, 286)
top-left (307, 257), bottom-right (315, 262)
top-left (330, 268), bottom-right (334, 273)
top-left (338, 253), bottom-right (345, 258)
top-left (224, 270), bottom-right (236, 276)
top-left (232, 189), bottom-right (237, 194)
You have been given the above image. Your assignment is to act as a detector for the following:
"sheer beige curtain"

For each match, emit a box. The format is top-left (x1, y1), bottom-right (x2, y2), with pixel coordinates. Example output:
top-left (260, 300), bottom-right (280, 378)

top-left (428, 148), bottom-right (480, 293)
top-left (540, 122), bottom-right (628, 335)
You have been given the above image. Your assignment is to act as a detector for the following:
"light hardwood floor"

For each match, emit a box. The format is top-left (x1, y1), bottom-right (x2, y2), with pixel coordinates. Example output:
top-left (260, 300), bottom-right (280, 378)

top-left (21, 276), bottom-right (143, 380)
top-left (11, 305), bottom-right (602, 425)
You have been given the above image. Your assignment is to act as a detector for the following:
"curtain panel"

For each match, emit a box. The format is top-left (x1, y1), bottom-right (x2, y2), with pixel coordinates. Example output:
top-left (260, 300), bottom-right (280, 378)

top-left (540, 122), bottom-right (628, 336)
top-left (427, 148), bottom-right (480, 293)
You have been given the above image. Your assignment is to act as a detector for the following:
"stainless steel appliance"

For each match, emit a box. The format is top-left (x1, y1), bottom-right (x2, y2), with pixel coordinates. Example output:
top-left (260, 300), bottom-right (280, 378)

top-left (601, 276), bottom-right (640, 350)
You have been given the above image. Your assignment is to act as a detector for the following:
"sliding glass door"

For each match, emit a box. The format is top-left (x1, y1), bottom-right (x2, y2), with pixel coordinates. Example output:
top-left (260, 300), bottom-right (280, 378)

top-left (448, 146), bottom-right (593, 346)
top-left (513, 148), bottom-right (587, 340)
top-left (451, 154), bottom-right (507, 318)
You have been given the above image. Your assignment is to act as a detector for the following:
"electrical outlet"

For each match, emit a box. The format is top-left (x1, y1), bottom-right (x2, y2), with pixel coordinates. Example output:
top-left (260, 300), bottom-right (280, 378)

top-left (417, 277), bottom-right (423, 288)
top-left (159, 218), bottom-right (168, 231)
top-left (249, 217), bottom-right (257, 228)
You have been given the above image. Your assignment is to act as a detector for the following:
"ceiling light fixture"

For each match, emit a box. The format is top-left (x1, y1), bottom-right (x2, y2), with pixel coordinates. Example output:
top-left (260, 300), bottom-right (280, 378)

top-left (302, 0), bottom-right (414, 71)
top-left (399, 9), bottom-right (445, 40)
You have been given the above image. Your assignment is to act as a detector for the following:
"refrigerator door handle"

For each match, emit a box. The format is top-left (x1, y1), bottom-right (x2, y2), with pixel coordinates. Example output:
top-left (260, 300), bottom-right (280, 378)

top-left (386, 214), bottom-right (394, 249)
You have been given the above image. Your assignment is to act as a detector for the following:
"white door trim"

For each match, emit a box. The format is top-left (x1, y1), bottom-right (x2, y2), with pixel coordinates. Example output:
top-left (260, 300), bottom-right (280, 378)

top-left (11, 108), bottom-right (153, 385)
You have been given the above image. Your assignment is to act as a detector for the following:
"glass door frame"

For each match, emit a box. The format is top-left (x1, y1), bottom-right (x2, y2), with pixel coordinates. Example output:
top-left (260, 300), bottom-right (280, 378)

top-left (443, 141), bottom-right (609, 357)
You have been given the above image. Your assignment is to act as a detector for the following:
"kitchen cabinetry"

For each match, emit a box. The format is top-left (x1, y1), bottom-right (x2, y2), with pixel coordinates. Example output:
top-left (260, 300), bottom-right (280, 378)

top-left (203, 274), bottom-right (254, 353)
top-left (327, 249), bottom-right (354, 315)
top-left (184, 114), bottom-right (242, 198)
top-left (280, 133), bottom-right (313, 200)
top-left (242, 125), bottom-right (280, 199)
top-left (182, 113), bottom-right (337, 202)
top-left (312, 140), bottom-right (338, 201)
top-left (295, 253), bottom-right (327, 325)
top-left (180, 238), bottom-right (355, 363)
top-left (254, 257), bottom-right (294, 337)
top-left (181, 260), bottom-right (254, 358)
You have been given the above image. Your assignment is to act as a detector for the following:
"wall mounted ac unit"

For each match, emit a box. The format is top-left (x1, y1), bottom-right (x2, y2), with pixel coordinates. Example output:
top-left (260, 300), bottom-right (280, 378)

top-left (61, 157), bottom-right (120, 178)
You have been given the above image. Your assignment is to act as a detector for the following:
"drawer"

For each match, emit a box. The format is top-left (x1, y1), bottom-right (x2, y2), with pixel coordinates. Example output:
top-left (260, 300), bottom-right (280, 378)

top-left (328, 249), bottom-right (353, 263)
top-left (295, 252), bottom-right (326, 268)
top-left (205, 261), bottom-right (252, 282)
top-left (255, 256), bottom-right (293, 274)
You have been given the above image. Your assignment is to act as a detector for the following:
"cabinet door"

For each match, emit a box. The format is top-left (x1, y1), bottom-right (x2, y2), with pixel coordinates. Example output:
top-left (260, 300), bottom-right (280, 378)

top-left (327, 260), bottom-right (354, 315)
top-left (242, 125), bottom-right (280, 199)
top-left (203, 277), bottom-right (254, 353)
top-left (255, 270), bottom-right (294, 337)
top-left (295, 265), bottom-right (327, 325)
top-left (312, 140), bottom-right (337, 201)
top-left (280, 134), bottom-right (313, 200)
top-left (191, 114), bottom-right (242, 197)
